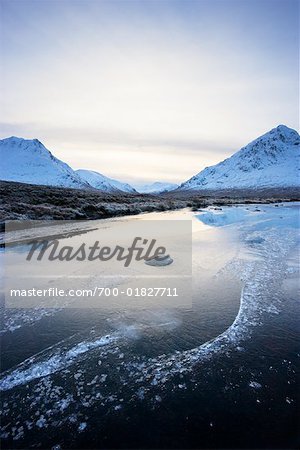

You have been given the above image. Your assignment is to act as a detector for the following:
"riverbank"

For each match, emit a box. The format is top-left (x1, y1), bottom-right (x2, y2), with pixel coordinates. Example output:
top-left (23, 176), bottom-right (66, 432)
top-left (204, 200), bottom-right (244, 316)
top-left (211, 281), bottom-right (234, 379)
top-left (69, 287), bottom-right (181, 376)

top-left (1, 180), bottom-right (299, 227)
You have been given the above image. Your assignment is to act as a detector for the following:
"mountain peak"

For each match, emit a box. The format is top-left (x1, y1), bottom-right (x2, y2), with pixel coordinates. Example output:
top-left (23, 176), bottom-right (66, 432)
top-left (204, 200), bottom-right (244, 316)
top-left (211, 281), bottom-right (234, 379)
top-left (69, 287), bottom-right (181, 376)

top-left (179, 125), bottom-right (300, 191)
top-left (4, 136), bottom-right (45, 147)
top-left (4, 136), bottom-right (25, 143)
top-left (275, 124), bottom-right (292, 133)
top-left (0, 136), bottom-right (89, 189)
top-left (267, 124), bottom-right (299, 143)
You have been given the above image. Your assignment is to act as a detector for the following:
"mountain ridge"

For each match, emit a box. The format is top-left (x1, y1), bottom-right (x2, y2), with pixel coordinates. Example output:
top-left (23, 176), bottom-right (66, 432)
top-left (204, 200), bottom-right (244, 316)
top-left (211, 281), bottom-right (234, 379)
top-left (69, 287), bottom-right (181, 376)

top-left (76, 169), bottom-right (137, 193)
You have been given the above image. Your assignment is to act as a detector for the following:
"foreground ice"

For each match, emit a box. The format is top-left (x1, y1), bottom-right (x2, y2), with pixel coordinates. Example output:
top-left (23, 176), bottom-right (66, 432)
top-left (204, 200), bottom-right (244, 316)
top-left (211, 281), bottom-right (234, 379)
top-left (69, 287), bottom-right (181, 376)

top-left (0, 333), bottom-right (120, 391)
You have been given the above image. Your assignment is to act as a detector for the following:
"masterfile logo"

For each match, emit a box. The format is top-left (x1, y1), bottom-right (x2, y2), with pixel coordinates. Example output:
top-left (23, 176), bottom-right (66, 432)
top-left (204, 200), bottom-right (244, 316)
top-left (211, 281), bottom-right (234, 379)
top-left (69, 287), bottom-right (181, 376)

top-left (25, 236), bottom-right (169, 267)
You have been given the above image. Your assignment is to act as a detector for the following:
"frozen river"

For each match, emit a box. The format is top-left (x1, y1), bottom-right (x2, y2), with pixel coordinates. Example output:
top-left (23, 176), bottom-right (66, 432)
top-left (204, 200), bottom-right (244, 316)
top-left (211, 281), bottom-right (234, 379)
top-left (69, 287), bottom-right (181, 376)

top-left (0, 203), bottom-right (299, 449)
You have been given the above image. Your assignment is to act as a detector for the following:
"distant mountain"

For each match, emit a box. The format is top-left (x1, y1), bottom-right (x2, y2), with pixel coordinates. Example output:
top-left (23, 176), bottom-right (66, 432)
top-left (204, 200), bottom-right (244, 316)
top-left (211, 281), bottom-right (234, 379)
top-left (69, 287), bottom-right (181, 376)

top-left (76, 169), bottom-right (136, 194)
top-left (0, 137), bottom-right (89, 189)
top-left (135, 182), bottom-right (178, 194)
top-left (179, 125), bottom-right (300, 191)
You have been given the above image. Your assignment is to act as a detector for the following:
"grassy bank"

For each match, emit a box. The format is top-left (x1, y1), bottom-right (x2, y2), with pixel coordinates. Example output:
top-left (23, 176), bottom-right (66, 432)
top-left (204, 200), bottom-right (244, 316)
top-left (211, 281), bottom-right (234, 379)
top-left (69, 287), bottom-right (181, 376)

top-left (0, 180), bottom-right (298, 227)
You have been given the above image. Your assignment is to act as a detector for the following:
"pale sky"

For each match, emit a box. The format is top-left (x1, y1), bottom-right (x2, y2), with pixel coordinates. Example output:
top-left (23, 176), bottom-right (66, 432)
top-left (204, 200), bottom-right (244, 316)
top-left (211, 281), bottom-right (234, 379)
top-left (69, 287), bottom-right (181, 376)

top-left (0, 0), bottom-right (299, 184)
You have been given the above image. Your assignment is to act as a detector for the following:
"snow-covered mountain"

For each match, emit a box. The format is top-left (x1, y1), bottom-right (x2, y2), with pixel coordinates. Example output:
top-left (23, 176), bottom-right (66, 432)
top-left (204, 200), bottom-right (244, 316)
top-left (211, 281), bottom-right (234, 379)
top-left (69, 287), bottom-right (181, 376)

top-left (135, 182), bottom-right (178, 194)
top-left (0, 136), bottom-right (137, 193)
top-left (0, 137), bottom-right (90, 189)
top-left (76, 169), bottom-right (136, 193)
top-left (179, 125), bottom-right (300, 191)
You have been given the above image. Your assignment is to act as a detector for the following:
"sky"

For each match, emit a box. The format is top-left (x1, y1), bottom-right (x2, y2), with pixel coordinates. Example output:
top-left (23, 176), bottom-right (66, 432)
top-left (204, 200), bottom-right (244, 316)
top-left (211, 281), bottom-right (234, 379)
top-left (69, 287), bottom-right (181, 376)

top-left (0, 0), bottom-right (299, 185)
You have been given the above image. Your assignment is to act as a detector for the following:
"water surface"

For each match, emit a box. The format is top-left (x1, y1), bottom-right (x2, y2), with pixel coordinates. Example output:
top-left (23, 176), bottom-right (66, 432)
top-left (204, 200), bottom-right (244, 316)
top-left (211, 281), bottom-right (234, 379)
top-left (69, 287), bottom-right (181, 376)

top-left (0, 204), bottom-right (299, 449)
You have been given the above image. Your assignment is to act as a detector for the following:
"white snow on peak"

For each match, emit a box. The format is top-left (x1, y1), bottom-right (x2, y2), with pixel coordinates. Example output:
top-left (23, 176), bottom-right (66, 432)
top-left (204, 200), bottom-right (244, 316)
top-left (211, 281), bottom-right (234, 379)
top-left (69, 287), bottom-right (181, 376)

top-left (0, 136), bottom-right (90, 189)
top-left (135, 182), bottom-right (178, 194)
top-left (76, 169), bottom-right (137, 193)
top-left (179, 125), bottom-right (300, 191)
